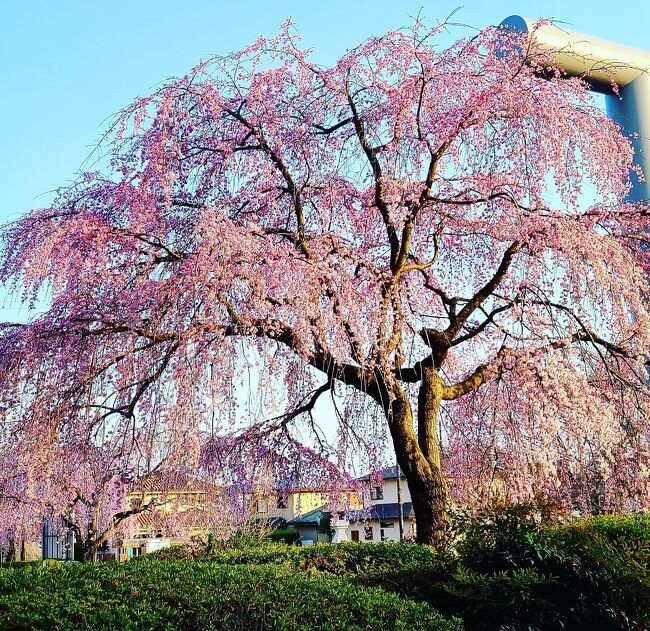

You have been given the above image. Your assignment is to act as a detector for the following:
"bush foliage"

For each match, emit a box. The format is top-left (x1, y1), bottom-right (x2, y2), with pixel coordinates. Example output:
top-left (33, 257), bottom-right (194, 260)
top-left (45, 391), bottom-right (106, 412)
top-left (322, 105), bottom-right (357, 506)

top-left (2, 510), bottom-right (649, 630)
top-left (0, 558), bottom-right (459, 631)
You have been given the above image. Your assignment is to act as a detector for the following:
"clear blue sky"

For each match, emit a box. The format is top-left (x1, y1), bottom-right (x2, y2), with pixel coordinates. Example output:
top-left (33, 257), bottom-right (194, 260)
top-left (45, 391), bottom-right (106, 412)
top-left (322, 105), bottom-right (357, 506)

top-left (0, 0), bottom-right (649, 317)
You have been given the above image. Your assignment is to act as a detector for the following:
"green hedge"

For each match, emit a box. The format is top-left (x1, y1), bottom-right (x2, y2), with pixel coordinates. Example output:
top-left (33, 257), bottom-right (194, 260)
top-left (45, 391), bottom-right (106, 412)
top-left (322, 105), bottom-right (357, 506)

top-left (150, 516), bottom-right (650, 629)
top-left (545, 514), bottom-right (650, 628)
top-left (3, 513), bottom-right (649, 630)
top-left (0, 558), bottom-right (460, 630)
top-left (551, 513), bottom-right (650, 544)
top-left (152, 540), bottom-right (441, 575)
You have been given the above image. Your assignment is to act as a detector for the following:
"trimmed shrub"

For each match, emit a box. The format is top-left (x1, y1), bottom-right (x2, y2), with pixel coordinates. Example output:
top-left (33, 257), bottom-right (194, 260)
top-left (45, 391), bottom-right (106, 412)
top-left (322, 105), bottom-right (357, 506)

top-left (151, 520), bottom-right (649, 629)
top-left (546, 514), bottom-right (650, 628)
top-left (358, 507), bottom-right (648, 630)
top-left (4, 511), bottom-right (649, 630)
top-left (575, 513), bottom-right (650, 541)
top-left (0, 558), bottom-right (460, 630)
top-left (151, 540), bottom-right (442, 575)
top-left (268, 528), bottom-right (300, 545)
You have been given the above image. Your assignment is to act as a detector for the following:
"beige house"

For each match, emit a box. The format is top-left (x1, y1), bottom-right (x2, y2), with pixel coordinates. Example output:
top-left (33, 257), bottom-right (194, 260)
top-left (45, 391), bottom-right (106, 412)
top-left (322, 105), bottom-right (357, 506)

top-left (111, 472), bottom-right (218, 560)
top-left (254, 487), bottom-right (362, 524)
top-left (253, 489), bottom-right (330, 523)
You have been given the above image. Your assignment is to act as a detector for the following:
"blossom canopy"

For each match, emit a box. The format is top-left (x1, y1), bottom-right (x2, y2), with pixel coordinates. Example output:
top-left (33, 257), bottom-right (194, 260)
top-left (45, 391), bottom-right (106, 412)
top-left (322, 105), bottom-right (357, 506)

top-left (1, 19), bottom-right (649, 545)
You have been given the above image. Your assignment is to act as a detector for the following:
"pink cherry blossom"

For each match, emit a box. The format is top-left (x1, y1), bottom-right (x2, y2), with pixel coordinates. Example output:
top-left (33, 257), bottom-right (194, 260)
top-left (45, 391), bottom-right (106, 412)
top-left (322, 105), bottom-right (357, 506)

top-left (1, 19), bottom-right (649, 546)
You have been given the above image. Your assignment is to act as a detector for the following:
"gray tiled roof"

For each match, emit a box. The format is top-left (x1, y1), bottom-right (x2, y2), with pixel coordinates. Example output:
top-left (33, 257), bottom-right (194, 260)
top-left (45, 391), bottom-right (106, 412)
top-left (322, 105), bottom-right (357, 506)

top-left (356, 465), bottom-right (405, 482)
top-left (286, 507), bottom-right (326, 526)
top-left (287, 501), bottom-right (414, 526)
top-left (349, 502), bottom-right (413, 522)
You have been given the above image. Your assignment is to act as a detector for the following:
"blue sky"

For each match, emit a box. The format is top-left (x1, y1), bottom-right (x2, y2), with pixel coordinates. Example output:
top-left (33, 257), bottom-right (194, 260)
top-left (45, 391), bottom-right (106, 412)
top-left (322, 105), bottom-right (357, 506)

top-left (0, 0), bottom-right (649, 318)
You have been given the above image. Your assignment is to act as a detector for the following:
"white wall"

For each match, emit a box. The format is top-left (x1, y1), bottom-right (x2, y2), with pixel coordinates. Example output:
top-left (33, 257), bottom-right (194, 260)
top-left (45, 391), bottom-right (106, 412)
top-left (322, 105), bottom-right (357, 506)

top-left (367, 478), bottom-right (411, 504)
top-left (346, 517), bottom-right (414, 543)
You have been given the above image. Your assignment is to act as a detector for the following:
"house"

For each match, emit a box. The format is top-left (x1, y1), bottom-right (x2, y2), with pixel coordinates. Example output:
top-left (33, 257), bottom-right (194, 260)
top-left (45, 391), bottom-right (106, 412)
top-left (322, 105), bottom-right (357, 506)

top-left (253, 488), bottom-right (329, 524)
top-left (113, 475), bottom-right (366, 557)
top-left (347, 466), bottom-right (415, 542)
top-left (253, 487), bottom-right (362, 526)
top-left (286, 507), bottom-right (332, 544)
top-left (111, 472), bottom-right (220, 560)
top-left (286, 467), bottom-right (416, 544)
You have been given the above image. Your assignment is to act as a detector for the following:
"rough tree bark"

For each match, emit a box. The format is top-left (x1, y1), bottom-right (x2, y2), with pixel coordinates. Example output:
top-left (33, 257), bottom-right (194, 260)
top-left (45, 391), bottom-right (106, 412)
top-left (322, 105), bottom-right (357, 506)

top-left (381, 375), bottom-right (449, 547)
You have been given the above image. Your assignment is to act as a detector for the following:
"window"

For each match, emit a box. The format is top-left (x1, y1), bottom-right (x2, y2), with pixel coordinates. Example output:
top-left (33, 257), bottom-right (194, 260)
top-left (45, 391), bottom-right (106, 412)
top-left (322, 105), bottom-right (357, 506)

top-left (379, 521), bottom-right (394, 529)
top-left (370, 486), bottom-right (383, 500)
top-left (276, 496), bottom-right (288, 509)
top-left (256, 499), bottom-right (268, 514)
top-left (129, 497), bottom-right (142, 510)
top-left (364, 525), bottom-right (374, 541)
top-left (351, 530), bottom-right (360, 543)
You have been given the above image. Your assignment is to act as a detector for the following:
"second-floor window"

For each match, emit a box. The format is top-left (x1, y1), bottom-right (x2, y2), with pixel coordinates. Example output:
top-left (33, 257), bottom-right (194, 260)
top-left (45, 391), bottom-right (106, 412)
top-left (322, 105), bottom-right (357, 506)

top-left (257, 499), bottom-right (268, 514)
top-left (370, 485), bottom-right (383, 500)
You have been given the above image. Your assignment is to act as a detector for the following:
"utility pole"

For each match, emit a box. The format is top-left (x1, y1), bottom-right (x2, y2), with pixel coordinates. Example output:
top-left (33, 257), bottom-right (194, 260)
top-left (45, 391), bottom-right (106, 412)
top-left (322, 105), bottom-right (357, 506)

top-left (396, 460), bottom-right (404, 541)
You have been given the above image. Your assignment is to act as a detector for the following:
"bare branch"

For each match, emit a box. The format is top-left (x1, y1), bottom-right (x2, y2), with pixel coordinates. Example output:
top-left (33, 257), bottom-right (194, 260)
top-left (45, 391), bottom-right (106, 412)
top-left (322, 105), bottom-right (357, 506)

top-left (446, 241), bottom-right (523, 339)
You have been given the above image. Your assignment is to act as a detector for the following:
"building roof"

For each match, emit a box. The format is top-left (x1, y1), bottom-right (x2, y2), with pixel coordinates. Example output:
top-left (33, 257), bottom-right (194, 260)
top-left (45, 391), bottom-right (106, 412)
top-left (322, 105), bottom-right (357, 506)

top-left (129, 471), bottom-right (216, 494)
top-left (356, 465), bottom-right (405, 482)
top-left (131, 506), bottom-right (211, 530)
top-left (275, 484), bottom-right (360, 496)
top-left (350, 502), bottom-right (413, 522)
top-left (287, 502), bottom-right (414, 526)
top-left (286, 507), bottom-right (327, 526)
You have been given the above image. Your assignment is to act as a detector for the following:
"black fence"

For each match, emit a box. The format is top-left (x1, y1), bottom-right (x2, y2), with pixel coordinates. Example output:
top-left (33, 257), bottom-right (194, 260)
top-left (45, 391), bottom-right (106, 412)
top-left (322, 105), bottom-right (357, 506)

top-left (41, 518), bottom-right (75, 561)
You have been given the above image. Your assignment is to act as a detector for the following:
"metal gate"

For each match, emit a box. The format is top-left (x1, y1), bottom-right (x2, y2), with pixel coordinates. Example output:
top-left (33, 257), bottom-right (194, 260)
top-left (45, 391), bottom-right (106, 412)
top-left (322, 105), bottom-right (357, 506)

top-left (41, 518), bottom-right (75, 561)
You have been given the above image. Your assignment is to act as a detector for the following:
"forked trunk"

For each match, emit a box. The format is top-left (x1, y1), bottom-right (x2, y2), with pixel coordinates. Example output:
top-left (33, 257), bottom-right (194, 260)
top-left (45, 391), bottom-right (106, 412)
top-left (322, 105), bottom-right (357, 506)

top-left (385, 372), bottom-right (449, 547)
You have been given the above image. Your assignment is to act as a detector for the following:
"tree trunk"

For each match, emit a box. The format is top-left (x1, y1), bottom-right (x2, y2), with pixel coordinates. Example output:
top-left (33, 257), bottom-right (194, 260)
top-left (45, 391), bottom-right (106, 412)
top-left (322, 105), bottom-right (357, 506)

top-left (384, 373), bottom-right (449, 548)
top-left (82, 541), bottom-right (93, 562)
top-left (404, 461), bottom-right (448, 546)
top-left (7, 538), bottom-right (17, 562)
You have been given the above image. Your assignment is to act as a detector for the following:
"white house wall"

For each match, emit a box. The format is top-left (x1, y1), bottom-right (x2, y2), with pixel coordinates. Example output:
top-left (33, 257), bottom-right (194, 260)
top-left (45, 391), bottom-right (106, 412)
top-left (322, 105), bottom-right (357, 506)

top-left (369, 479), bottom-right (411, 504)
